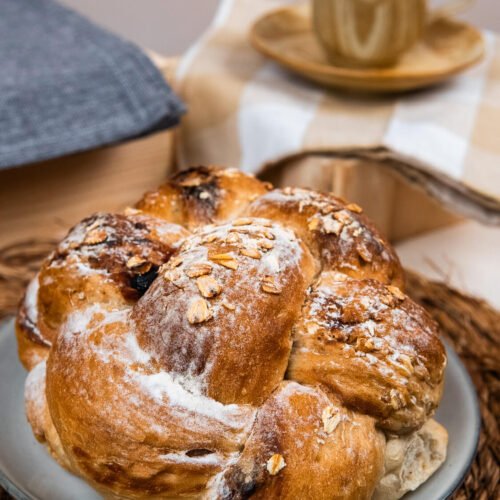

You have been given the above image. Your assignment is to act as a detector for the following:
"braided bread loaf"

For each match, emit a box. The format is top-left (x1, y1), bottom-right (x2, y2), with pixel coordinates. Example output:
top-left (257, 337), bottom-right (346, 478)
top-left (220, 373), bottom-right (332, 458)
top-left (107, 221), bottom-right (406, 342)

top-left (17, 166), bottom-right (447, 499)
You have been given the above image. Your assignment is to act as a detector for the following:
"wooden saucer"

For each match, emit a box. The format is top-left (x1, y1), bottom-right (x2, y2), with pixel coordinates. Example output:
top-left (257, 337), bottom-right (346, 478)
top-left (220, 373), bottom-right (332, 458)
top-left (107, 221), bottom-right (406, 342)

top-left (250, 5), bottom-right (485, 93)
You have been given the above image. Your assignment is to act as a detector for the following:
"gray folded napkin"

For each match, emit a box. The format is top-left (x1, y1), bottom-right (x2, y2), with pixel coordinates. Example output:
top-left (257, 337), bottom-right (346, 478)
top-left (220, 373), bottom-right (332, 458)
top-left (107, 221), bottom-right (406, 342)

top-left (0, 0), bottom-right (185, 169)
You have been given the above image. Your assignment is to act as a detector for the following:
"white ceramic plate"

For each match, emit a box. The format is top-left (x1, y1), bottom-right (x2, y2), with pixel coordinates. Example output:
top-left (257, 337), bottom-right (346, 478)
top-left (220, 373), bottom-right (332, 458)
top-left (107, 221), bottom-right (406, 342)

top-left (0, 318), bottom-right (480, 500)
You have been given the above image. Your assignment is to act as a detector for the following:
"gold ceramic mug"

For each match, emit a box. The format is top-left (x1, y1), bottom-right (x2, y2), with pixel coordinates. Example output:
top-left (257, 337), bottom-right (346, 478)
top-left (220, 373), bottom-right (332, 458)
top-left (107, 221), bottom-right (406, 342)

top-left (313, 0), bottom-right (474, 67)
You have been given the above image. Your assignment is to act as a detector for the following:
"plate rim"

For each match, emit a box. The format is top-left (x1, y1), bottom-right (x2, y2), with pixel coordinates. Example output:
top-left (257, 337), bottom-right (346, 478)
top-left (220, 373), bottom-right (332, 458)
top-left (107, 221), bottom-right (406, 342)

top-left (0, 318), bottom-right (481, 500)
top-left (434, 339), bottom-right (481, 500)
top-left (250, 5), bottom-right (485, 89)
top-left (0, 468), bottom-right (32, 500)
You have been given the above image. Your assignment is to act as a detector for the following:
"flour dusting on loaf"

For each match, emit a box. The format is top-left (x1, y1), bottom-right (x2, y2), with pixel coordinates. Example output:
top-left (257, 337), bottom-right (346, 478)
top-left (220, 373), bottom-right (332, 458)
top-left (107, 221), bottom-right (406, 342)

top-left (17, 166), bottom-right (447, 499)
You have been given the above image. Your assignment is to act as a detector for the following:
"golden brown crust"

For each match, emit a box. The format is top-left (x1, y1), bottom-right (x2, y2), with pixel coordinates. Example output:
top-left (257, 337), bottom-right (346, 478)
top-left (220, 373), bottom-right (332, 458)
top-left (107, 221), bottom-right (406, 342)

top-left (134, 219), bottom-right (315, 406)
top-left (245, 187), bottom-right (405, 289)
top-left (16, 212), bottom-right (189, 367)
top-left (288, 272), bottom-right (446, 433)
top-left (135, 166), bottom-right (270, 230)
top-left (16, 301), bottom-right (50, 370)
top-left (214, 382), bottom-right (385, 500)
top-left (24, 360), bottom-right (71, 470)
top-left (46, 308), bottom-right (255, 498)
top-left (16, 166), bottom-right (447, 499)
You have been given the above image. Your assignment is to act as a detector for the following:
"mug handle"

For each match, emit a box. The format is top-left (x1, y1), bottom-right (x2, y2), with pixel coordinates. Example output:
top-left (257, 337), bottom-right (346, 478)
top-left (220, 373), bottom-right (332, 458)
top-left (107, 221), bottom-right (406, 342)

top-left (430, 0), bottom-right (475, 21)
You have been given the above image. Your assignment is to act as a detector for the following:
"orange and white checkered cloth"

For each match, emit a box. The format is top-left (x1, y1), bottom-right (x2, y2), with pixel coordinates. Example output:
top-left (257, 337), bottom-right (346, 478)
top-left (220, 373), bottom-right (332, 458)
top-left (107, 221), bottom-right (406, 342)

top-left (176, 0), bottom-right (500, 222)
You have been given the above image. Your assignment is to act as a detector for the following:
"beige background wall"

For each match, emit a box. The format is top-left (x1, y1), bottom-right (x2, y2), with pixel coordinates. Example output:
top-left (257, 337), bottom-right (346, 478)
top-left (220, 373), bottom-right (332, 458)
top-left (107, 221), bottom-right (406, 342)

top-left (60, 0), bottom-right (500, 56)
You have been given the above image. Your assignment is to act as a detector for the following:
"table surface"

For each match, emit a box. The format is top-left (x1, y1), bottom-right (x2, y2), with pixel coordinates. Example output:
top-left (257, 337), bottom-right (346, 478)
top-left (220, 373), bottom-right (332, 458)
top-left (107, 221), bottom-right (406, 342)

top-left (396, 220), bottom-right (500, 310)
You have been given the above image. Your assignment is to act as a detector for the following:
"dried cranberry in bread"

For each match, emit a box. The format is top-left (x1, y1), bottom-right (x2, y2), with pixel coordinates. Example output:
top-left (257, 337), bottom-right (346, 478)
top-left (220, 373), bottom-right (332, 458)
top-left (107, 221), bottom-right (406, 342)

top-left (16, 212), bottom-right (188, 370)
